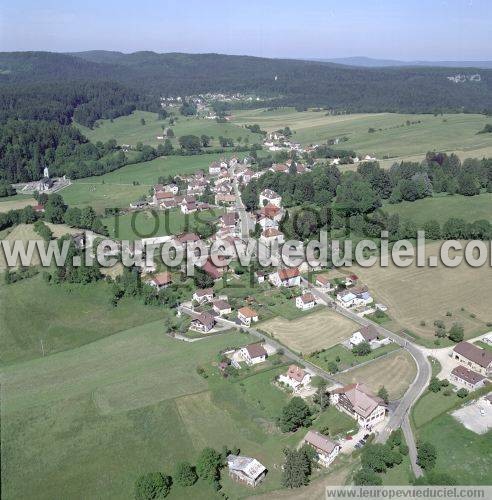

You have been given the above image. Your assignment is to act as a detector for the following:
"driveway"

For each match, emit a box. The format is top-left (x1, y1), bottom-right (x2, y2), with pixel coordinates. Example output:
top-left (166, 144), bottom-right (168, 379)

top-left (452, 397), bottom-right (492, 434)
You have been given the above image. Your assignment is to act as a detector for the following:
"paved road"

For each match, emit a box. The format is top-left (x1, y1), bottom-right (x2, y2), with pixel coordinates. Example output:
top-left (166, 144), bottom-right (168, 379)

top-left (303, 279), bottom-right (430, 477)
top-left (178, 305), bottom-right (340, 384)
top-left (230, 165), bottom-right (252, 240)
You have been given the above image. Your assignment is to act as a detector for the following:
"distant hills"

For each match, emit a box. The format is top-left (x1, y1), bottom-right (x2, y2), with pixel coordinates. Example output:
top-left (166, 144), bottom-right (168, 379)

top-left (1, 51), bottom-right (492, 114)
top-left (312, 56), bottom-right (492, 69)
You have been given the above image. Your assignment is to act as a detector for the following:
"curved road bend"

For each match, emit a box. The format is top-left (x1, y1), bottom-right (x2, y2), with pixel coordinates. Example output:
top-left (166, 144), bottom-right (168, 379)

top-left (303, 279), bottom-right (430, 477)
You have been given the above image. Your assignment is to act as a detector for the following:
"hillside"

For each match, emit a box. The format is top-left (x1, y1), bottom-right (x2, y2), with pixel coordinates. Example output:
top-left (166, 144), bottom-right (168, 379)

top-left (1, 51), bottom-right (492, 113)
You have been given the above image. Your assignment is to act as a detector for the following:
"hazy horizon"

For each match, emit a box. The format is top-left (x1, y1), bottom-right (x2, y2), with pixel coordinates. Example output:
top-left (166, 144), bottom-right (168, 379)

top-left (1, 0), bottom-right (491, 60)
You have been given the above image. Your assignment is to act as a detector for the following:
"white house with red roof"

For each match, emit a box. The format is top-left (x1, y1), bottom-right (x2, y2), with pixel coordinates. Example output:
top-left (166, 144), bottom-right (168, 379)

top-left (295, 293), bottom-right (316, 311)
top-left (237, 307), bottom-right (259, 326)
top-left (260, 228), bottom-right (285, 245)
top-left (278, 365), bottom-right (312, 392)
top-left (269, 267), bottom-right (301, 288)
top-left (192, 288), bottom-right (214, 304)
top-left (148, 271), bottom-right (172, 289)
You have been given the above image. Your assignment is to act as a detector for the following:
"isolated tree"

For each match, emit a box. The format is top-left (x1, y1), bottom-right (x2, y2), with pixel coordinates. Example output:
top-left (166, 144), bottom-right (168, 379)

top-left (140, 118), bottom-right (146, 126)
top-left (313, 385), bottom-right (330, 410)
top-left (278, 397), bottom-right (312, 432)
top-left (174, 461), bottom-right (197, 487)
top-left (416, 442), bottom-right (437, 470)
top-left (193, 266), bottom-right (214, 289)
top-left (353, 341), bottom-right (371, 356)
top-left (448, 323), bottom-right (464, 342)
top-left (457, 388), bottom-right (469, 398)
top-left (377, 386), bottom-right (389, 404)
top-left (134, 472), bottom-right (172, 500)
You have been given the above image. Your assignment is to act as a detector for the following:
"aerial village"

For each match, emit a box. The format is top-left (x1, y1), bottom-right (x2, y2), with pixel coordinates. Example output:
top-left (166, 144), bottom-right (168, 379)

top-left (122, 154), bottom-right (492, 489)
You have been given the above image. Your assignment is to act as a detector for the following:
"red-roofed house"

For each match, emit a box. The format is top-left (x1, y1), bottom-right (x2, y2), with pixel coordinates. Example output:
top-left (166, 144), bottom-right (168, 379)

top-left (269, 267), bottom-right (300, 288)
top-left (237, 307), bottom-right (259, 326)
top-left (148, 271), bottom-right (172, 289)
top-left (260, 228), bottom-right (285, 245)
top-left (295, 293), bottom-right (316, 311)
top-left (278, 365), bottom-right (312, 392)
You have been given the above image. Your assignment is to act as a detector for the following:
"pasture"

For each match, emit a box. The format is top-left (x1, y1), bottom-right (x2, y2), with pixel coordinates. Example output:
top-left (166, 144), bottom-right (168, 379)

top-left (416, 412), bottom-right (492, 485)
top-left (0, 275), bottom-right (166, 365)
top-left (62, 181), bottom-right (148, 213)
top-left (102, 207), bottom-right (222, 241)
top-left (0, 321), bottom-right (309, 499)
top-left (353, 241), bottom-right (492, 344)
top-left (383, 192), bottom-right (492, 226)
top-left (60, 153), bottom-right (230, 212)
top-left (77, 110), bottom-right (262, 148)
top-left (336, 349), bottom-right (417, 400)
top-left (0, 223), bottom-right (84, 269)
top-left (260, 309), bottom-right (358, 354)
top-left (0, 195), bottom-right (37, 213)
top-left (231, 108), bottom-right (492, 160)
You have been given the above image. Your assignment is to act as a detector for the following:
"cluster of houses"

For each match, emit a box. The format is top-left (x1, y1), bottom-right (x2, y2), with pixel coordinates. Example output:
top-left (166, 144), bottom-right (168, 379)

top-left (313, 273), bottom-right (376, 313)
top-left (188, 288), bottom-right (259, 333)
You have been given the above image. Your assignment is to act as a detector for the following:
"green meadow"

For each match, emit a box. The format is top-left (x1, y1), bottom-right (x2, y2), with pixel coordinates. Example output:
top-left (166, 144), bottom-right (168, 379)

top-left (0, 276), bottom-right (166, 365)
top-left (61, 153), bottom-right (232, 212)
top-left (0, 300), bottom-right (345, 499)
top-left (383, 192), bottom-right (492, 226)
top-left (102, 208), bottom-right (223, 241)
top-left (76, 110), bottom-right (262, 148)
top-left (232, 108), bottom-right (492, 160)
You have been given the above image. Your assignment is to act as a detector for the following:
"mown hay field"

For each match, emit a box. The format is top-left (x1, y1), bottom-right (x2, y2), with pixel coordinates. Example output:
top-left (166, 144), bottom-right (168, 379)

top-left (353, 241), bottom-right (492, 342)
top-left (336, 349), bottom-right (417, 400)
top-left (260, 309), bottom-right (358, 354)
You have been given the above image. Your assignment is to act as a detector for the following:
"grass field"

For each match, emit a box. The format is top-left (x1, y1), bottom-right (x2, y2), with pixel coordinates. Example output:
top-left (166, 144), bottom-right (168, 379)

top-left (0, 195), bottom-right (37, 213)
top-left (336, 349), bottom-right (417, 400)
top-left (62, 181), bottom-right (148, 213)
top-left (259, 309), bottom-right (358, 355)
top-left (231, 108), bottom-right (492, 160)
top-left (61, 153), bottom-right (235, 212)
top-left (0, 223), bottom-right (87, 269)
top-left (1, 318), bottom-right (333, 499)
top-left (102, 207), bottom-right (222, 241)
top-left (76, 110), bottom-right (262, 148)
top-left (383, 193), bottom-right (492, 226)
top-left (308, 343), bottom-right (400, 373)
top-left (416, 413), bottom-right (492, 485)
top-left (353, 241), bottom-right (492, 343)
top-left (0, 275), bottom-right (167, 365)
top-left (311, 406), bottom-right (357, 438)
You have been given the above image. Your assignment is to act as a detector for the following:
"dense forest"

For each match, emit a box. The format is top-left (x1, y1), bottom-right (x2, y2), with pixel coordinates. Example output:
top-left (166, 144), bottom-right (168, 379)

top-left (1, 51), bottom-right (492, 113)
top-left (242, 153), bottom-right (492, 241)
